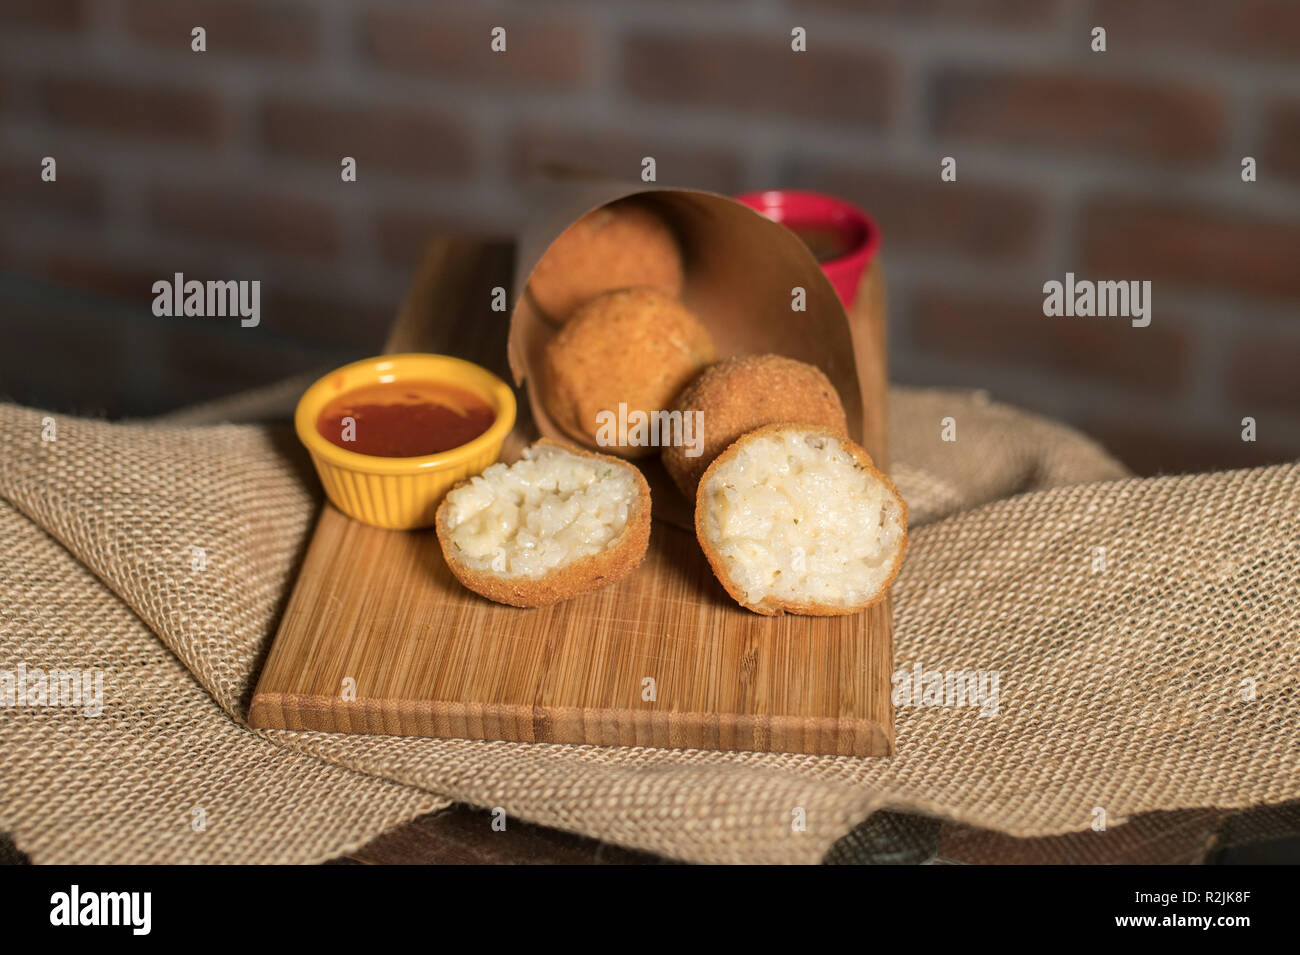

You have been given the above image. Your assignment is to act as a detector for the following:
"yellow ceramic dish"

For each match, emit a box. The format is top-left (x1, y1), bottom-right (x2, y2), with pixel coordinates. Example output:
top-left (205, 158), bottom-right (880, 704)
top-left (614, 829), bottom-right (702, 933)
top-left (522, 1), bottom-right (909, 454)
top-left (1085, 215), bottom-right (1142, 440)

top-left (295, 353), bottom-right (516, 530)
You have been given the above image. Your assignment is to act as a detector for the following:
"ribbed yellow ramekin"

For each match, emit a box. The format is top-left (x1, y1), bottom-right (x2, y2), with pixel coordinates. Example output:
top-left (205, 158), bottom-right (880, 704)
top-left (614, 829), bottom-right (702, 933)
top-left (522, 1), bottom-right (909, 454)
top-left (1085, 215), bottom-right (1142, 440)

top-left (295, 354), bottom-right (516, 530)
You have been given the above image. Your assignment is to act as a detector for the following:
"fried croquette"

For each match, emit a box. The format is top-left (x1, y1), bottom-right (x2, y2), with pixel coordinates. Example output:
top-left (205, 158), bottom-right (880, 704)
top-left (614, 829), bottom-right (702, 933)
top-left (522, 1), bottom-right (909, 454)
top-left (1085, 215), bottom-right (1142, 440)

top-left (543, 287), bottom-right (716, 459)
top-left (695, 424), bottom-right (907, 617)
top-left (663, 354), bottom-right (848, 497)
top-left (528, 199), bottom-right (685, 325)
top-left (435, 439), bottom-right (651, 608)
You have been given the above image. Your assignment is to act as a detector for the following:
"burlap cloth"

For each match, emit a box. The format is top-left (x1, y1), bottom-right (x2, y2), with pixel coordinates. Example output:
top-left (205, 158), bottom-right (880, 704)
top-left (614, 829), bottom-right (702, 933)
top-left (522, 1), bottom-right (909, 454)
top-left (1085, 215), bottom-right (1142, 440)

top-left (2, 386), bottom-right (1297, 864)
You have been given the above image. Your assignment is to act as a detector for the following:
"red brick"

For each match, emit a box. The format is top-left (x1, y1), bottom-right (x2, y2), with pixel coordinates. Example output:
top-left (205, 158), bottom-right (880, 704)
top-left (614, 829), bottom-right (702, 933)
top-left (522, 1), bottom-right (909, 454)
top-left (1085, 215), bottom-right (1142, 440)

top-left (362, 9), bottom-right (589, 90)
top-left (784, 160), bottom-right (1042, 260)
top-left (0, 70), bottom-right (34, 118)
top-left (510, 124), bottom-right (744, 193)
top-left (1260, 101), bottom-right (1300, 183)
top-left (37, 76), bottom-right (229, 146)
top-left (0, 155), bottom-right (104, 219)
top-left (793, 0), bottom-right (1059, 28)
top-left (122, 0), bottom-right (317, 59)
top-left (262, 287), bottom-right (393, 350)
top-left (622, 31), bottom-right (893, 127)
top-left (146, 184), bottom-right (339, 258)
top-left (1226, 335), bottom-right (1300, 416)
top-left (1079, 416), bottom-right (1299, 476)
top-left (931, 69), bottom-right (1226, 162)
top-left (910, 290), bottom-right (1192, 393)
top-left (0, 0), bottom-right (88, 32)
top-left (43, 253), bottom-right (170, 302)
top-left (258, 98), bottom-right (476, 178)
top-left (1092, 0), bottom-right (1300, 61)
top-left (1080, 198), bottom-right (1300, 301)
top-left (373, 209), bottom-right (501, 268)
top-left (2, 303), bottom-right (129, 415)
top-left (159, 326), bottom-right (349, 409)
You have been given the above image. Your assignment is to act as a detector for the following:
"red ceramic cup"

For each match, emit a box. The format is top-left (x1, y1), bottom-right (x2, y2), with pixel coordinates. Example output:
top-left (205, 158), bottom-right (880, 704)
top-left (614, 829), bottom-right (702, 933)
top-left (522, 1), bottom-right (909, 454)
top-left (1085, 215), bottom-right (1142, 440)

top-left (734, 190), bottom-right (880, 308)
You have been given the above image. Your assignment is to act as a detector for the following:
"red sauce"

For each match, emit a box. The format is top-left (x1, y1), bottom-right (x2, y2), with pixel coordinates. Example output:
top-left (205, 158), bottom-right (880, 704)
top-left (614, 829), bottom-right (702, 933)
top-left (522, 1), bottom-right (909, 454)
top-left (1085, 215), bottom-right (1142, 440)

top-left (316, 380), bottom-right (495, 458)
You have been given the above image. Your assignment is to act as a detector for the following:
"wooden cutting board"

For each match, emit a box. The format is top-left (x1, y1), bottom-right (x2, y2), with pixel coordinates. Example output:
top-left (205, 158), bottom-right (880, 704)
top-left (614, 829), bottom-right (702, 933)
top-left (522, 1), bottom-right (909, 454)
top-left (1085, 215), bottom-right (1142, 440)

top-left (248, 238), bottom-right (894, 756)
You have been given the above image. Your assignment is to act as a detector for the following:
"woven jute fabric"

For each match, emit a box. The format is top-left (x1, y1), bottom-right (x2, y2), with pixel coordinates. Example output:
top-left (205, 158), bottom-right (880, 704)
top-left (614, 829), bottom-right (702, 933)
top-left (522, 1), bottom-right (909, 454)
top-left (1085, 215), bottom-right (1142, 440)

top-left (1, 388), bottom-right (1297, 864)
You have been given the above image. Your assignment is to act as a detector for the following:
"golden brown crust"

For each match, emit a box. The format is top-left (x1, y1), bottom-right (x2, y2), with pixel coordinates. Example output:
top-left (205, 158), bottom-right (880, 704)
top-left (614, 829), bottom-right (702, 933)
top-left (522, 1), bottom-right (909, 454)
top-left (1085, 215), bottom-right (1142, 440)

top-left (663, 354), bottom-right (848, 498)
top-left (694, 424), bottom-right (908, 617)
top-left (527, 199), bottom-right (684, 325)
top-left (543, 287), bottom-right (716, 459)
top-left (435, 439), bottom-right (652, 608)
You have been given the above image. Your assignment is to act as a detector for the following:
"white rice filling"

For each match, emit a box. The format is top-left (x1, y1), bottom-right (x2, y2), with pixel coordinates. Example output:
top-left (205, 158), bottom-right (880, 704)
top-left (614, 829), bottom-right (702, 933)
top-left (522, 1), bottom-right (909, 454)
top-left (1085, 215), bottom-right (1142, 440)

top-left (701, 430), bottom-right (903, 608)
top-left (442, 444), bottom-right (635, 580)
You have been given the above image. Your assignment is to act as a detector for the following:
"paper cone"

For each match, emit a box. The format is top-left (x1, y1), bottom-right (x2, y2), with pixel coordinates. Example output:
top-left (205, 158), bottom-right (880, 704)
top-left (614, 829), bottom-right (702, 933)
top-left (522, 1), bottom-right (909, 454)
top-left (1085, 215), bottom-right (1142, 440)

top-left (505, 180), bottom-right (880, 525)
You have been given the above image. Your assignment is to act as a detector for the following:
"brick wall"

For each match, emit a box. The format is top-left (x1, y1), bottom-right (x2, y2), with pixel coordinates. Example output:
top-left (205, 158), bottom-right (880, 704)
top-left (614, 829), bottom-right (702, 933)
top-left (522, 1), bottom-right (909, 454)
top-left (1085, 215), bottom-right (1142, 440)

top-left (1, 0), bottom-right (1297, 473)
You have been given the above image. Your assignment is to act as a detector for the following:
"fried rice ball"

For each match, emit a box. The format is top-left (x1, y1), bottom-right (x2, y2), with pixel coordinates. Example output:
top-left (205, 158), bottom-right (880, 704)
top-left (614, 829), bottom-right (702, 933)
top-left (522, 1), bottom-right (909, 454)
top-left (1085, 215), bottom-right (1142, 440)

top-left (543, 287), bottom-right (716, 459)
top-left (436, 440), bottom-right (651, 608)
top-left (695, 424), bottom-right (907, 617)
top-left (527, 199), bottom-right (685, 325)
top-left (663, 354), bottom-right (848, 497)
